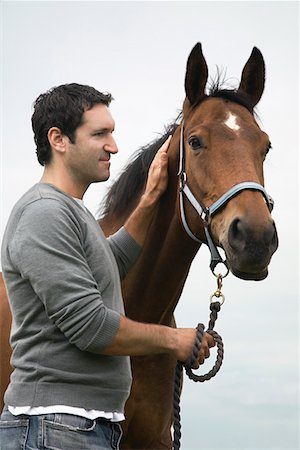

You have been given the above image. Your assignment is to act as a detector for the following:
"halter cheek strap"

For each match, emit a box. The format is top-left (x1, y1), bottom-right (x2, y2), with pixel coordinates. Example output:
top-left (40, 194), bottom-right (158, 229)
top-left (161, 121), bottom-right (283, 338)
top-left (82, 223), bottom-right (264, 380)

top-left (178, 123), bottom-right (274, 274)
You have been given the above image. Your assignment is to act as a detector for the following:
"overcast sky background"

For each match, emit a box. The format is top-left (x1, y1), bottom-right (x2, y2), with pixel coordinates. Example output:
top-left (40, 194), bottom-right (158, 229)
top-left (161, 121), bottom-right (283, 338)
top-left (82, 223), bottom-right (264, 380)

top-left (1, 1), bottom-right (299, 449)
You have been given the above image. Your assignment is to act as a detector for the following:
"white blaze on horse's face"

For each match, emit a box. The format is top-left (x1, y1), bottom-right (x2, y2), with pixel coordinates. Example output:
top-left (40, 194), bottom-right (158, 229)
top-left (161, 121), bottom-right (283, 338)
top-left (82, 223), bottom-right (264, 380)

top-left (224, 112), bottom-right (240, 131)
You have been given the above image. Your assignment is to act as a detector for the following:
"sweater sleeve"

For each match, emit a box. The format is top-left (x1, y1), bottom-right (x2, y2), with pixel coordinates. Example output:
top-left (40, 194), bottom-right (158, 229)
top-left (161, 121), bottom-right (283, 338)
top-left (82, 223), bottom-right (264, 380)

top-left (9, 199), bottom-right (121, 353)
top-left (107, 227), bottom-right (141, 280)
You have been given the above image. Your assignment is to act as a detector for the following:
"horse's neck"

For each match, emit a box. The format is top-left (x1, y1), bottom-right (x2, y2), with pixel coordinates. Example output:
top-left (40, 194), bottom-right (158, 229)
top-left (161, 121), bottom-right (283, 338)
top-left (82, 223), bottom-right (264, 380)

top-left (121, 155), bottom-right (200, 325)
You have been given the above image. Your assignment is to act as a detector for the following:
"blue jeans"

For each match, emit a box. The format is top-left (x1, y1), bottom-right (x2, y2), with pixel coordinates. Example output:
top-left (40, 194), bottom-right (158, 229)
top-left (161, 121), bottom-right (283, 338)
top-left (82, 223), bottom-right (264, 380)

top-left (0, 407), bottom-right (122, 450)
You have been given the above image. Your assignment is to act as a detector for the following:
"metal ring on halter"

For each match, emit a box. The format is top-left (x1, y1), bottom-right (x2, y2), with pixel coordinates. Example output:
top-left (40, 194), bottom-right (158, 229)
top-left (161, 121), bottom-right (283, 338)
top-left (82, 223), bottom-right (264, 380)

top-left (212, 262), bottom-right (229, 278)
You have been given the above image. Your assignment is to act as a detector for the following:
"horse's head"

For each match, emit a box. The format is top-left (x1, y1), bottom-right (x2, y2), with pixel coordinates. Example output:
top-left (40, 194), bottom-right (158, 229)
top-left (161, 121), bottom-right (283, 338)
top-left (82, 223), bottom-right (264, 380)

top-left (179, 43), bottom-right (278, 280)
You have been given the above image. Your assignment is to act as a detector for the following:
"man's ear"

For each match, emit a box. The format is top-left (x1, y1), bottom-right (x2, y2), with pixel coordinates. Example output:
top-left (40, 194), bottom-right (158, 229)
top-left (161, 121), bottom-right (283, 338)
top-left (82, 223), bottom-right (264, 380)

top-left (47, 127), bottom-right (68, 154)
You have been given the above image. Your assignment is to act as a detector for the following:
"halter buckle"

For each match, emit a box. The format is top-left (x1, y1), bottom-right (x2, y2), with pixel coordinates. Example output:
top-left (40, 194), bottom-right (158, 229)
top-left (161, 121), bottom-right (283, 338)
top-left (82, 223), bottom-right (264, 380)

top-left (179, 172), bottom-right (187, 188)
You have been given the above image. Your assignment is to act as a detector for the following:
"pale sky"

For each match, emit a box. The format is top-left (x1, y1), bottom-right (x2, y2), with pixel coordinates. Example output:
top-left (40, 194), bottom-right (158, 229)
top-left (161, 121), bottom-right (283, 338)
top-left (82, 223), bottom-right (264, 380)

top-left (1, 1), bottom-right (299, 449)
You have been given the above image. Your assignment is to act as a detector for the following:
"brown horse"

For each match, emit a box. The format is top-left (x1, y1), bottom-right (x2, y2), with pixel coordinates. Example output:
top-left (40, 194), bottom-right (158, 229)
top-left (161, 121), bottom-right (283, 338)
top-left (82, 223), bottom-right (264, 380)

top-left (0, 43), bottom-right (278, 449)
top-left (100, 43), bottom-right (278, 449)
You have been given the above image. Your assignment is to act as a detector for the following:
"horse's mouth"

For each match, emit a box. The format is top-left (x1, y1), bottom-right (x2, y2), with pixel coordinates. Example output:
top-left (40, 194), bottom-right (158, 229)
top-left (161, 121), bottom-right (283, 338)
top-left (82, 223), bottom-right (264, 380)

top-left (230, 266), bottom-right (268, 281)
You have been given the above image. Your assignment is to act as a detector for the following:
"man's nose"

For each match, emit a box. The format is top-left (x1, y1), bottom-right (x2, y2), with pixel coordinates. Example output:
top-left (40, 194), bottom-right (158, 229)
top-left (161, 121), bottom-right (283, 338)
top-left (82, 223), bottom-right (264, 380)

top-left (104, 135), bottom-right (118, 154)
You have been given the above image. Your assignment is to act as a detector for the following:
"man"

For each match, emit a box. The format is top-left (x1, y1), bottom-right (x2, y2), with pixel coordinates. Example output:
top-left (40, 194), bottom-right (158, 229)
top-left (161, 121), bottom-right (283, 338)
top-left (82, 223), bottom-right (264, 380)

top-left (0, 83), bottom-right (215, 450)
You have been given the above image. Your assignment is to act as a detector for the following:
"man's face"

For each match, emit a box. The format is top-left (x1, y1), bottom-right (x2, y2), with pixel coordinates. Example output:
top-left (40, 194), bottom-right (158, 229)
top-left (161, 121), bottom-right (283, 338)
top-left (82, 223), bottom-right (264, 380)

top-left (65, 103), bottom-right (118, 187)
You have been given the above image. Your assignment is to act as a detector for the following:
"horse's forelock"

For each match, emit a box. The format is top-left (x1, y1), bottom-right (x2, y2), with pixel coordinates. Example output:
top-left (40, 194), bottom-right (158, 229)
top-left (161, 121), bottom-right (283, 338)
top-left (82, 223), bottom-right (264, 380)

top-left (207, 69), bottom-right (254, 113)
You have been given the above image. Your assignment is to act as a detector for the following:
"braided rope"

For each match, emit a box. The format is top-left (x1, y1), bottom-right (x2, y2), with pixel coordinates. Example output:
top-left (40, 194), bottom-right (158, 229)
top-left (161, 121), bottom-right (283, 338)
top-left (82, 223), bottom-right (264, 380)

top-left (172, 302), bottom-right (224, 450)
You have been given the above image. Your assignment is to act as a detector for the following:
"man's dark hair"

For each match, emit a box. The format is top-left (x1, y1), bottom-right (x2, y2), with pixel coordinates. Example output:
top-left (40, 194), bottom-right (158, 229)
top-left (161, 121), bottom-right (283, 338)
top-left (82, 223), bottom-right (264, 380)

top-left (31, 83), bottom-right (113, 166)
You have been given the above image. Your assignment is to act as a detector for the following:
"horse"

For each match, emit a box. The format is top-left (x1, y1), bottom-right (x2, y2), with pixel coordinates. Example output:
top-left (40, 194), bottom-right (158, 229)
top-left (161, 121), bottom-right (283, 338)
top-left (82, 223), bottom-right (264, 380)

top-left (99, 43), bottom-right (278, 449)
top-left (0, 43), bottom-right (278, 449)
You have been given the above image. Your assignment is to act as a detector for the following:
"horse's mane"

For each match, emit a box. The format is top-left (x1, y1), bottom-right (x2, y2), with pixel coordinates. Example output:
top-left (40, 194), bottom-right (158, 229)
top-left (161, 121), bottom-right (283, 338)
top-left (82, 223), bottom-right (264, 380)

top-left (99, 120), bottom-right (180, 218)
top-left (100, 76), bottom-right (254, 219)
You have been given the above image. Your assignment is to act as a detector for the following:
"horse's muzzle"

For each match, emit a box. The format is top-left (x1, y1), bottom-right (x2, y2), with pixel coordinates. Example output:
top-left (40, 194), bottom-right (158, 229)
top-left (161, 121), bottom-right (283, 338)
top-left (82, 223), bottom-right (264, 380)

top-left (224, 217), bottom-right (279, 281)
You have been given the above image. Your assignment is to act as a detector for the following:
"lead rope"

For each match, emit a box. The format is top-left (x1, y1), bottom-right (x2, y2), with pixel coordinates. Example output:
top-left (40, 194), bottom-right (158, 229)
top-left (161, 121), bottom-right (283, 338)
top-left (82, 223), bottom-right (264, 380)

top-left (172, 274), bottom-right (225, 450)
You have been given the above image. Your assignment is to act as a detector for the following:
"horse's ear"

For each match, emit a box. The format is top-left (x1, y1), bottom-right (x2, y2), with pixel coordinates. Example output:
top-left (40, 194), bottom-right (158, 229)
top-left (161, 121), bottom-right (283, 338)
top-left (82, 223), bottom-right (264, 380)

top-left (239, 47), bottom-right (265, 107)
top-left (185, 43), bottom-right (208, 106)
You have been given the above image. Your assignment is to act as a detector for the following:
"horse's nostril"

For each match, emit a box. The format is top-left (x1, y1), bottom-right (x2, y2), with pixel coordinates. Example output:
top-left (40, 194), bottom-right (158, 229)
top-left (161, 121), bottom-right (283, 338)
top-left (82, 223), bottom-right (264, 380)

top-left (267, 222), bottom-right (279, 251)
top-left (228, 218), bottom-right (245, 250)
top-left (228, 217), bottom-right (278, 253)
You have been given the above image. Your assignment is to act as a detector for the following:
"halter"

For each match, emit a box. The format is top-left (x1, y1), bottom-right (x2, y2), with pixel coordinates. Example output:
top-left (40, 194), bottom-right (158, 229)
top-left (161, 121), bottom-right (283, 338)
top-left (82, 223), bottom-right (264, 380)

top-left (178, 123), bottom-right (274, 274)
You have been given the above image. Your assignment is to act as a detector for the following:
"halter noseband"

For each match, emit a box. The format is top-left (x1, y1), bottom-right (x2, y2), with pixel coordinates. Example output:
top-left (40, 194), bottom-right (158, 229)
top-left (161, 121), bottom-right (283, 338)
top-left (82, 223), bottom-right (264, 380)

top-left (178, 123), bottom-right (274, 274)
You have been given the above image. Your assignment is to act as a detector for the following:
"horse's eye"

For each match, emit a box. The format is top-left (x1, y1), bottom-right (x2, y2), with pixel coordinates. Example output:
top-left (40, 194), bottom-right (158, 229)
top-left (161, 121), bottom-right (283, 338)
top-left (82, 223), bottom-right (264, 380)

top-left (188, 136), bottom-right (203, 150)
top-left (264, 142), bottom-right (272, 159)
top-left (266, 142), bottom-right (272, 155)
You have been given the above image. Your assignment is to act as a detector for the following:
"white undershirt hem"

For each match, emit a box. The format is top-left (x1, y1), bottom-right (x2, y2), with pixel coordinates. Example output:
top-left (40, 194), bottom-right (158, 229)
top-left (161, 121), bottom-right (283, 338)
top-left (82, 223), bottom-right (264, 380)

top-left (8, 405), bottom-right (125, 422)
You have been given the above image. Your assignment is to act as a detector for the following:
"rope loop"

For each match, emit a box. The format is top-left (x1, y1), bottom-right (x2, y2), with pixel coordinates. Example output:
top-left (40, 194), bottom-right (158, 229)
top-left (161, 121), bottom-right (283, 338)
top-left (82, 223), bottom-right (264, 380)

top-left (172, 301), bottom-right (224, 450)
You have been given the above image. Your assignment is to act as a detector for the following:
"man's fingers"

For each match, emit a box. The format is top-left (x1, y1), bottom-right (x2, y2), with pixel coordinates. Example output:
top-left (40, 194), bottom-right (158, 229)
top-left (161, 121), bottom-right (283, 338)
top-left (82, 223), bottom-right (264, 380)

top-left (149, 135), bottom-right (171, 173)
top-left (157, 135), bottom-right (172, 154)
top-left (193, 333), bottom-right (215, 367)
top-left (205, 346), bottom-right (210, 358)
top-left (206, 333), bottom-right (216, 347)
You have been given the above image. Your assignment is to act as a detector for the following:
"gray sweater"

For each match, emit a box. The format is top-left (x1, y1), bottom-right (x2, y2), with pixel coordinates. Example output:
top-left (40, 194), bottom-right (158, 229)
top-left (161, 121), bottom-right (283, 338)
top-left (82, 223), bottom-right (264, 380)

top-left (1, 183), bottom-right (141, 412)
